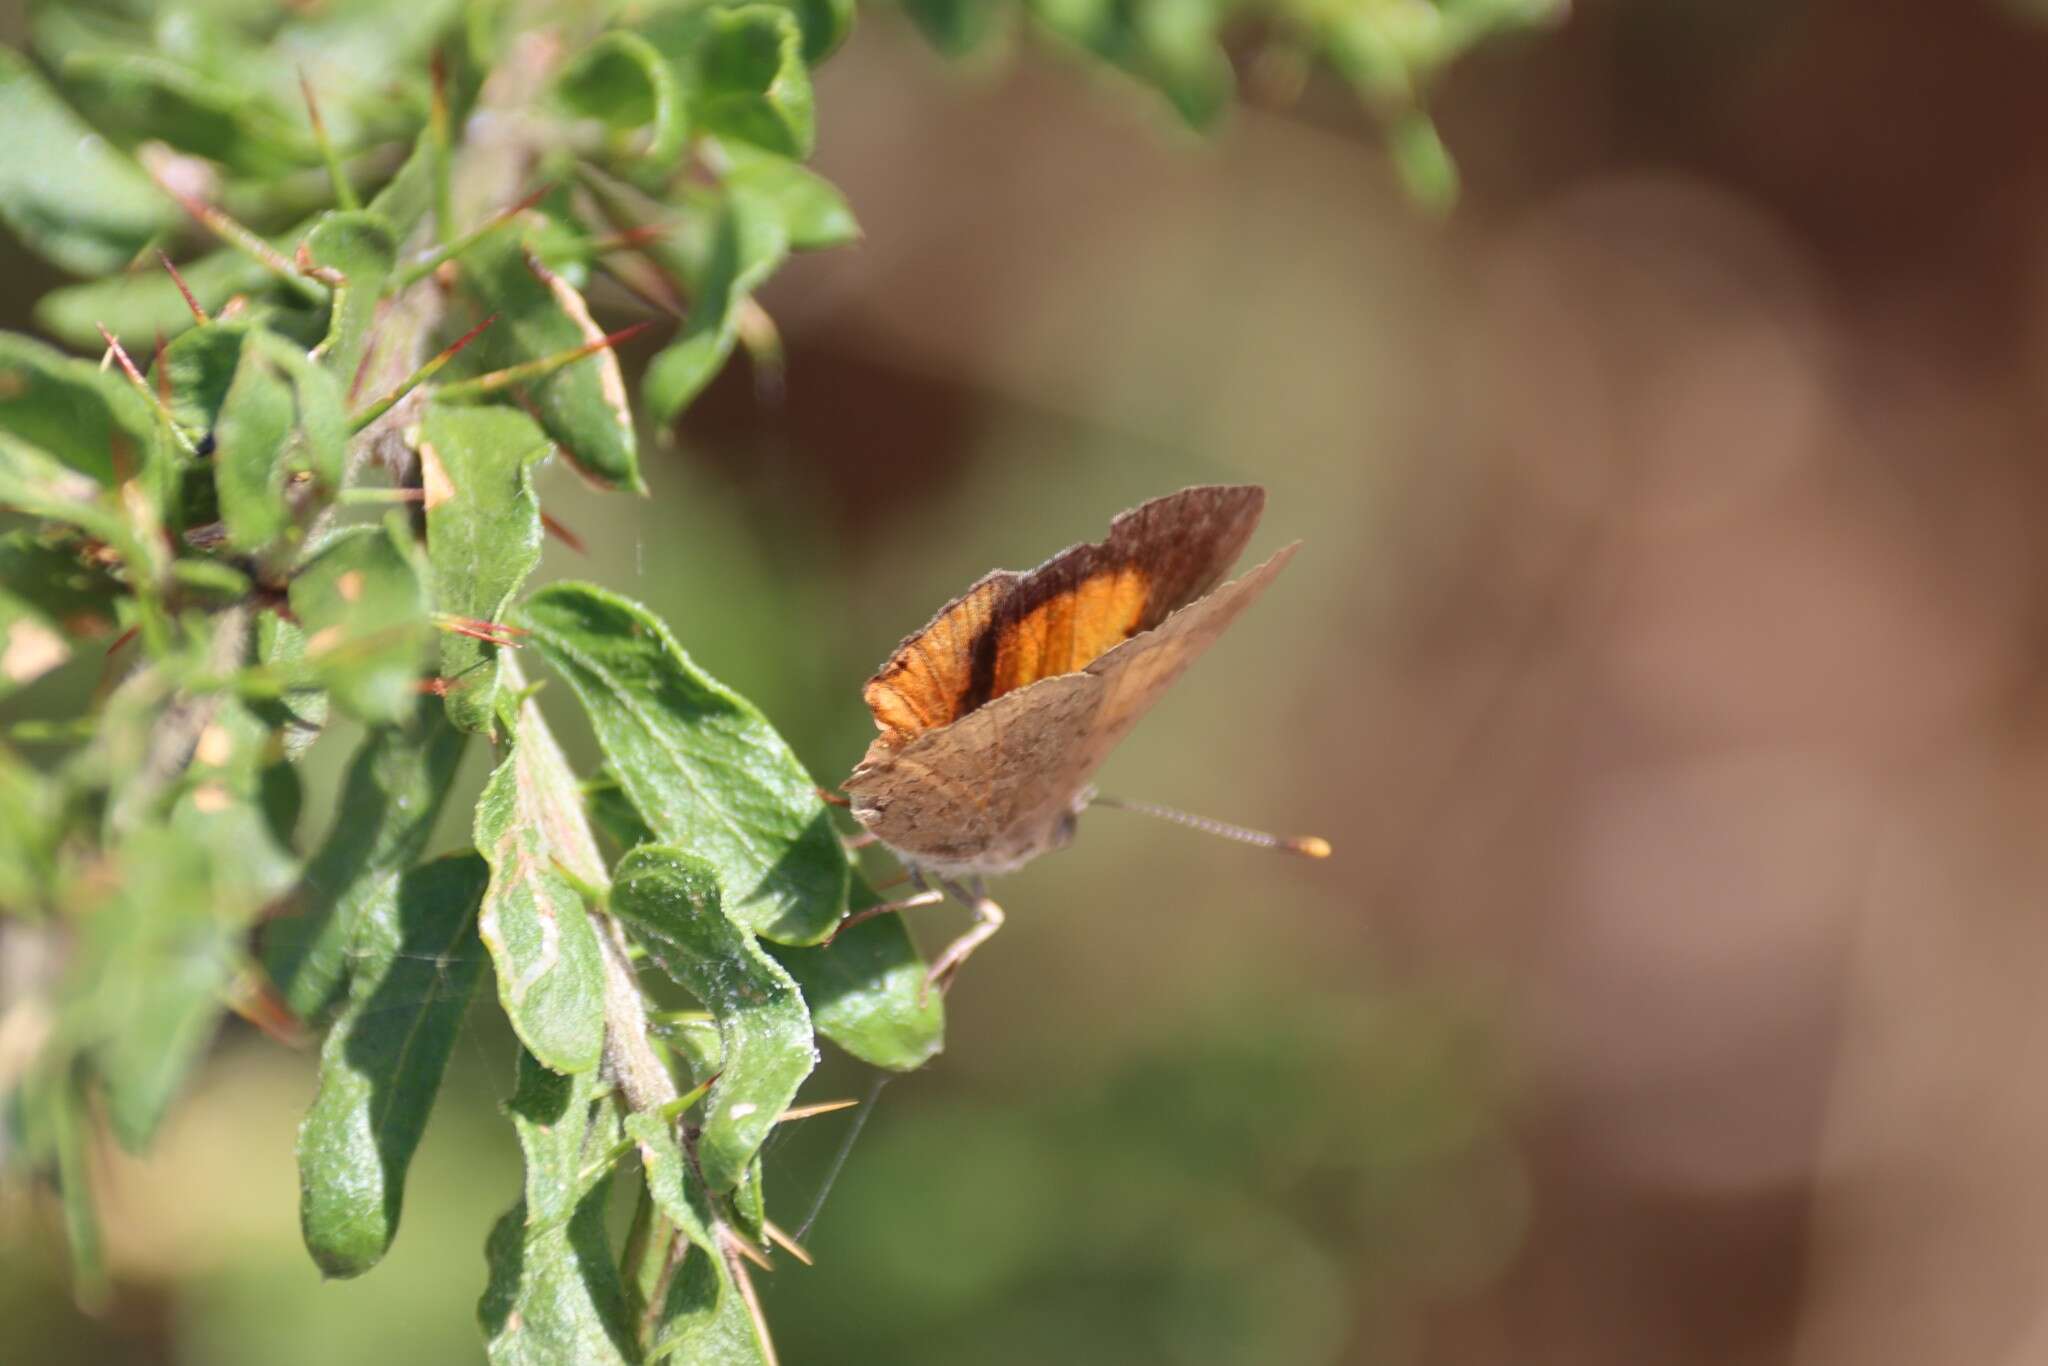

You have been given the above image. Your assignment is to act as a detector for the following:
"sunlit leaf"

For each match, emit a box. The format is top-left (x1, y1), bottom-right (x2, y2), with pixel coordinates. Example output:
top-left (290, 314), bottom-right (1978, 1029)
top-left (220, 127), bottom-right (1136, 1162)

top-left (612, 845), bottom-right (815, 1193)
top-left (474, 712), bottom-right (609, 1076)
top-left (628, 1110), bottom-right (776, 1365)
top-left (479, 1051), bottom-right (637, 1366)
top-left (718, 142), bottom-right (858, 251)
top-left (299, 853), bottom-right (490, 1278)
top-left (454, 230), bottom-right (642, 494)
top-left (515, 582), bottom-right (849, 945)
top-left (419, 403), bottom-right (550, 732)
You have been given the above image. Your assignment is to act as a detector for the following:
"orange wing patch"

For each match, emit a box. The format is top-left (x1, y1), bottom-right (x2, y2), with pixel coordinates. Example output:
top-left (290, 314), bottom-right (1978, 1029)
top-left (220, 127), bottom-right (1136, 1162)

top-left (990, 565), bottom-right (1147, 698)
top-left (862, 578), bottom-right (1002, 741)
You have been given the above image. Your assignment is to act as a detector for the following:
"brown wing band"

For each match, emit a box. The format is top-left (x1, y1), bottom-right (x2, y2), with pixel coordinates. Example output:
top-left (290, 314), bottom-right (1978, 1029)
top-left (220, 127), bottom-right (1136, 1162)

top-left (862, 485), bottom-right (1265, 743)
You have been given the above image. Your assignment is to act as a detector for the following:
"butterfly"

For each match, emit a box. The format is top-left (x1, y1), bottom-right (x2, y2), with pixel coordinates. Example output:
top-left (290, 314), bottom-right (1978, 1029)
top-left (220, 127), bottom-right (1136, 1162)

top-left (834, 484), bottom-right (1323, 995)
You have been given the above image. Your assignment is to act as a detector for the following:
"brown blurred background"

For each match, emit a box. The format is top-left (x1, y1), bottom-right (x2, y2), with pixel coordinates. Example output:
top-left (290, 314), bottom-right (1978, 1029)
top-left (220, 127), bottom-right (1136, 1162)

top-left (16, 0), bottom-right (2048, 1362)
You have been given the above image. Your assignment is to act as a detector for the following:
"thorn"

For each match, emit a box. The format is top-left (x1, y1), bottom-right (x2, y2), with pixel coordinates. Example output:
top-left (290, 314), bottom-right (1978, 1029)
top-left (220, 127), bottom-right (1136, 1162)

top-left (97, 324), bottom-right (196, 456)
top-left (436, 614), bottom-right (526, 646)
top-left (428, 49), bottom-right (455, 249)
top-left (347, 312), bottom-right (498, 433)
top-left (298, 66), bottom-right (360, 211)
top-left (777, 1099), bottom-right (859, 1124)
top-left (397, 182), bottom-right (553, 287)
top-left (417, 676), bottom-right (454, 696)
top-left (432, 322), bottom-right (649, 404)
top-left (225, 968), bottom-right (308, 1047)
top-left (95, 325), bottom-right (147, 390)
top-left (156, 250), bottom-right (209, 325)
top-left (150, 173), bottom-right (325, 303)
top-left (762, 1220), bottom-right (814, 1267)
top-left (295, 240), bottom-right (346, 288)
top-left (105, 625), bottom-right (139, 657)
top-left (814, 787), bottom-right (851, 808)
top-left (539, 509), bottom-right (587, 555)
top-left (723, 1228), bottom-right (775, 1272)
top-left (590, 222), bottom-right (673, 253)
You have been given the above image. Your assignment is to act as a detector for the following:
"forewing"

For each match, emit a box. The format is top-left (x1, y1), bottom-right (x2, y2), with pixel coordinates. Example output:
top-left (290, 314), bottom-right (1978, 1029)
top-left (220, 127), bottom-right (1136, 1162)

top-left (859, 485), bottom-right (1265, 747)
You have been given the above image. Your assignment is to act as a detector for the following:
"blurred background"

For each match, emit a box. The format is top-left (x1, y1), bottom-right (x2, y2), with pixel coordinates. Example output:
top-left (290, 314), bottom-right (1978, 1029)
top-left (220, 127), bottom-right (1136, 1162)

top-left (13, 0), bottom-right (2048, 1362)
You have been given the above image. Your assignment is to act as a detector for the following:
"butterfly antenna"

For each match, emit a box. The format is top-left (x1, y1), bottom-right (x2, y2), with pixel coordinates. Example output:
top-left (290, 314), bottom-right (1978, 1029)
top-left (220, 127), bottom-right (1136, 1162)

top-left (1090, 794), bottom-right (1330, 859)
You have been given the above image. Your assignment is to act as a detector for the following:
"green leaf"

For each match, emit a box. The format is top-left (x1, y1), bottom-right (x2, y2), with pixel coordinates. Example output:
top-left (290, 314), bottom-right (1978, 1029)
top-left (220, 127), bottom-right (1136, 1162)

top-left (769, 875), bottom-right (944, 1071)
top-left (778, 0), bottom-right (858, 64)
top-left (728, 1155), bottom-right (766, 1244)
top-left (480, 1052), bottom-right (638, 1366)
top-left (253, 608), bottom-right (329, 760)
top-left (0, 47), bottom-right (175, 276)
top-left (153, 321), bottom-right (247, 438)
top-left (0, 332), bottom-right (158, 484)
top-left (0, 533), bottom-right (119, 702)
top-left (49, 1069), bottom-right (108, 1312)
top-left (169, 695), bottom-right (301, 908)
top-left (474, 710), bottom-right (609, 1076)
top-left (559, 31), bottom-right (687, 165)
top-left (286, 518), bottom-right (433, 724)
top-left (67, 827), bottom-right (241, 1150)
top-left (304, 211), bottom-right (399, 386)
top-left (263, 703), bottom-right (467, 1017)
top-left (627, 1110), bottom-right (776, 1364)
top-left (642, 5), bottom-right (815, 159)
top-left (643, 189), bottom-right (788, 423)
top-left (298, 853), bottom-right (490, 1278)
top-left (454, 231), bottom-right (642, 493)
top-left (585, 768), bottom-right (656, 860)
top-left (694, 6), bottom-right (816, 157)
top-left (515, 582), bottom-right (849, 945)
top-left (0, 738), bottom-right (58, 911)
top-left (37, 243), bottom-right (269, 350)
top-left (419, 403), bottom-right (550, 732)
top-left (60, 50), bottom-right (316, 178)
top-left (1030, 0), bottom-right (1234, 127)
top-left (212, 336), bottom-right (297, 552)
top-left (611, 846), bottom-right (814, 1193)
top-left (901, 0), bottom-right (1011, 57)
top-left (1388, 109), bottom-right (1459, 215)
top-left (0, 430), bottom-right (154, 574)
top-left (718, 143), bottom-right (858, 251)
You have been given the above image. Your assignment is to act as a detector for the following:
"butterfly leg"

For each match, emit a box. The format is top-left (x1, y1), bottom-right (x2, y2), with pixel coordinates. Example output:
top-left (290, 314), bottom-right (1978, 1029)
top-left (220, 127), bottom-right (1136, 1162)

top-left (822, 868), bottom-right (943, 945)
top-left (922, 877), bottom-right (1006, 1002)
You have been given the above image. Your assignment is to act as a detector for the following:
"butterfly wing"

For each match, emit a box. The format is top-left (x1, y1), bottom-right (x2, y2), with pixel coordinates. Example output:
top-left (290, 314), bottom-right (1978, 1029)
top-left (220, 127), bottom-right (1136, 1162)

top-left (860, 485), bottom-right (1267, 747)
top-left (845, 543), bottom-right (1297, 874)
